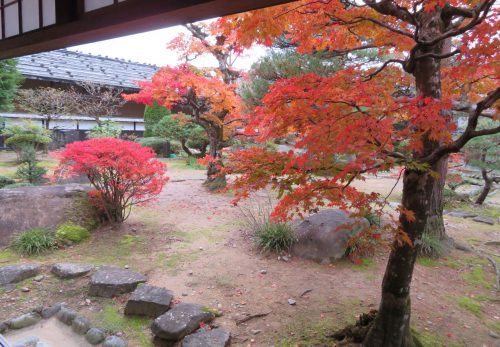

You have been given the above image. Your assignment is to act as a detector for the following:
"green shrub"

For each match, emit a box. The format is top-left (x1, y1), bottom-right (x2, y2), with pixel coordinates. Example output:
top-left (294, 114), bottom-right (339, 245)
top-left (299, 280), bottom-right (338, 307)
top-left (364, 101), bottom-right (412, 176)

top-left (420, 232), bottom-right (443, 258)
top-left (88, 120), bottom-right (122, 139)
top-left (256, 222), bottom-right (296, 253)
top-left (11, 228), bottom-right (57, 255)
top-left (135, 137), bottom-right (170, 157)
top-left (0, 175), bottom-right (15, 188)
top-left (15, 144), bottom-right (47, 184)
top-left (144, 102), bottom-right (171, 137)
top-left (56, 223), bottom-right (90, 243)
top-left (169, 140), bottom-right (182, 155)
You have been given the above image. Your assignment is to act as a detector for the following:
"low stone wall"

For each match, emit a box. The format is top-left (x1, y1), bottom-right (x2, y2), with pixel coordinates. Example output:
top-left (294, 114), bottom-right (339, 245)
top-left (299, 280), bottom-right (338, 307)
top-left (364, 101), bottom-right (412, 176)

top-left (0, 184), bottom-right (99, 247)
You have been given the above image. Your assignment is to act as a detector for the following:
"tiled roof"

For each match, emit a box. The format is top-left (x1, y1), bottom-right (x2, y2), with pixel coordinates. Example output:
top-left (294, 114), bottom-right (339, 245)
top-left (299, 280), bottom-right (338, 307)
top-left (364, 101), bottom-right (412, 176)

top-left (17, 49), bottom-right (158, 90)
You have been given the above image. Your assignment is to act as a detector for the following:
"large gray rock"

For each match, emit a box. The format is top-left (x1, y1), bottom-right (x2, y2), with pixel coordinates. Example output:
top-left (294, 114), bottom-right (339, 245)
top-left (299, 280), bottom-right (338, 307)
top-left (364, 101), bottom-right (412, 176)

top-left (0, 184), bottom-right (98, 247)
top-left (151, 303), bottom-right (215, 342)
top-left (103, 336), bottom-right (127, 347)
top-left (125, 285), bottom-right (173, 317)
top-left (7, 313), bottom-right (42, 329)
top-left (0, 264), bottom-right (41, 285)
top-left (291, 209), bottom-right (370, 263)
top-left (51, 263), bottom-right (94, 279)
top-left (182, 328), bottom-right (231, 347)
top-left (88, 266), bottom-right (146, 298)
top-left (85, 327), bottom-right (106, 345)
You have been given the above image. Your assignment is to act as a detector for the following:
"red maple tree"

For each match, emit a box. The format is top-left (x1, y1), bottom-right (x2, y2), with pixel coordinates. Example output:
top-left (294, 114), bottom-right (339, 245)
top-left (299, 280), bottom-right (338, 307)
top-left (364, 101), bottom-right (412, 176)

top-left (126, 22), bottom-right (244, 190)
top-left (52, 138), bottom-right (168, 222)
top-left (218, 1), bottom-right (499, 345)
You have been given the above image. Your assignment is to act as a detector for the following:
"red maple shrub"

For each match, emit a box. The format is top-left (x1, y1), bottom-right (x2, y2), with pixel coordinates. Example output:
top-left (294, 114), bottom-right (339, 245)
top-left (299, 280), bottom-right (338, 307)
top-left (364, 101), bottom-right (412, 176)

top-left (52, 138), bottom-right (168, 222)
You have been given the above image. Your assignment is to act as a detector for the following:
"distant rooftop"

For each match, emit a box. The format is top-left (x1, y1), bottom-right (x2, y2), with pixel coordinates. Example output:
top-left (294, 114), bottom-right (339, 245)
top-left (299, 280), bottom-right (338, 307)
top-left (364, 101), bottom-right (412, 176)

top-left (17, 49), bottom-right (158, 90)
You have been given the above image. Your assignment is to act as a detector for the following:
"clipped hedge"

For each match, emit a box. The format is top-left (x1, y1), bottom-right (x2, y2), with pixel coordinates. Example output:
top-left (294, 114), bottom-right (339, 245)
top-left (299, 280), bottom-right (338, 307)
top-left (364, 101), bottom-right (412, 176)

top-left (135, 137), bottom-right (170, 157)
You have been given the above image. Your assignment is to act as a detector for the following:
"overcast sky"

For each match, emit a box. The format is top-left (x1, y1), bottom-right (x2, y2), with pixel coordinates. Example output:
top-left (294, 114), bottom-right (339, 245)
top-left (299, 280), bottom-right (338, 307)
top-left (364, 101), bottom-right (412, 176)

top-left (68, 24), bottom-right (265, 71)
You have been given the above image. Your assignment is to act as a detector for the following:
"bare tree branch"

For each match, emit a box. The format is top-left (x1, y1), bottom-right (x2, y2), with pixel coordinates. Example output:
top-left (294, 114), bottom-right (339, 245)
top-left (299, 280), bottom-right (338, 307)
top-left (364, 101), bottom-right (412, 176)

top-left (362, 59), bottom-right (406, 81)
top-left (364, 0), bottom-right (415, 24)
top-left (421, 87), bottom-right (500, 164)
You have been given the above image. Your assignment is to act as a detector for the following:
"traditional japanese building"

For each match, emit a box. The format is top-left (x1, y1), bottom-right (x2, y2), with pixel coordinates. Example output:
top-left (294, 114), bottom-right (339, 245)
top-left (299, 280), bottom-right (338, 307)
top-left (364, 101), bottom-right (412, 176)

top-left (1, 49), bottom-right (158, 147)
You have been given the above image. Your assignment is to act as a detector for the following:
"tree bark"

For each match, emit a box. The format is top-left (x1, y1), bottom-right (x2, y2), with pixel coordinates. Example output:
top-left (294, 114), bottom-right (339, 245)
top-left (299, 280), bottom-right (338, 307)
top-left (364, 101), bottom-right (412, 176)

top-left (364, 9), bottom-right (445, 346)
top-left (422, 154), bottom-right (454, 255)
top-left (475, 149), bottom-right (492, 205)
top-left (204, 128), bottom-right (227, 190)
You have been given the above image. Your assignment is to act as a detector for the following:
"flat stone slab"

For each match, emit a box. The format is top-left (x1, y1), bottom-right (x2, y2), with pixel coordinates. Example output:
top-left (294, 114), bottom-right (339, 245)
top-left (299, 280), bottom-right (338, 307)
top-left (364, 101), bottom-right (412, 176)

top-left (0, 264), bottom-right (41, 285)
top-left (88, 266), bottom-right (146, 298)
top-left (125, 285), bottom-right (173, 318)
top-left (448, 211), bottom-right (478, 218)
top-left (151, 303), bottom-right (215, 341)
top-left (51, 263), bottom-right (95, 279)
top-left (472, 215), bottom-right (496, 225)
top-left (182, 328), bottom-right (231, 347)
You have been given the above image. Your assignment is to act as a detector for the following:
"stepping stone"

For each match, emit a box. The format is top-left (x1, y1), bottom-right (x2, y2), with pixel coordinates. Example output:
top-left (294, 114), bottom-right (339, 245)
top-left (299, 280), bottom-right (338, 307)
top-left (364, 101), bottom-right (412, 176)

top-left (182, 328), bottom-right (231, 347)
top-left (41, 303), bottom-right (62, 319)
top-left (86, 327), bottom-right (106, 345)
top-left (0, 264), bottom-right (41, 286)
top-left (7, 312), bottom-right (42, 329)
top-left (473, 215), bottom-right (495, 225)
top-left (103, 335), bottom-right (127, 347)
top-left (12, 335), bottom-right (39, 347)
top-left (447, 211), bottom-right (477, 218)
top-left (57, 306), bottom-right (78, 325)
top-left (51, 263), bottom-right (94, 279)
top-left (72, 315), bottom-right (91, 335)
top-left (88, 266), bottom-right (146, 298)
top-left (124, 285), bottom-right (173, 317)
top-left (151, 303), bottom-right (215, 342)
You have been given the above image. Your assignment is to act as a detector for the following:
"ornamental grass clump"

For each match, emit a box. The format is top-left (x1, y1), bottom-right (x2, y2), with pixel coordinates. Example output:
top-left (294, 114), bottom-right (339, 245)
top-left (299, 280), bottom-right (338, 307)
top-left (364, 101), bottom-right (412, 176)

top-left (12, 228), bottom-right (57, 255)
top-left (52, 138), bottom-right (168, 222)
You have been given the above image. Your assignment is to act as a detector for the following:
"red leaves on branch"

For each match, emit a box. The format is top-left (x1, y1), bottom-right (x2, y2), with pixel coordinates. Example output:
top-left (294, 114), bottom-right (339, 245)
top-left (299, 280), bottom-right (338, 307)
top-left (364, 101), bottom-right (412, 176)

top-left (51, 138), bottom-right (168, 222)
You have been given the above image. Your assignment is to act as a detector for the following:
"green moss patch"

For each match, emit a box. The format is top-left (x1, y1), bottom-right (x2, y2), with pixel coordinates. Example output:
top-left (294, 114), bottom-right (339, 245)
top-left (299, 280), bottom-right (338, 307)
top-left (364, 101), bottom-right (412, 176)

top-left (457, 296), bottom-right (482, 317)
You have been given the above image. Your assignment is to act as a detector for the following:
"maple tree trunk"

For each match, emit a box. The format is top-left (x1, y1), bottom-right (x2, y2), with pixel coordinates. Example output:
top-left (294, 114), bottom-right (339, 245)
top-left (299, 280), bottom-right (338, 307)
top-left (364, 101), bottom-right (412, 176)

top-left (364, 169), bottom-right (433, 346)
top-left (364, 11), bottom-right (444, 346)
top-left (475, 150), bottom-right (492, 205)
top-left (422, 36), bottom-right (454, 252)
top-left (204, 130), bottom-right (226, 190)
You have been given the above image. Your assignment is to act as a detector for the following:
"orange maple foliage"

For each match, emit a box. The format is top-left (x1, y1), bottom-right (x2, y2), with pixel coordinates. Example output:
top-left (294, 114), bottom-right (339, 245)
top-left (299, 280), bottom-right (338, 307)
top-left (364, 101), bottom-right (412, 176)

top-left (218, 0), bottom-right (499, 220)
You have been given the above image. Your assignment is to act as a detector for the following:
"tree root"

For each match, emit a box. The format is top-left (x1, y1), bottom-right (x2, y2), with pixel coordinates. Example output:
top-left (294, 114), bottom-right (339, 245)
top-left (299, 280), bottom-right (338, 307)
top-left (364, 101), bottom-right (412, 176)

top-left (328, 309), bottom-right (377, 343)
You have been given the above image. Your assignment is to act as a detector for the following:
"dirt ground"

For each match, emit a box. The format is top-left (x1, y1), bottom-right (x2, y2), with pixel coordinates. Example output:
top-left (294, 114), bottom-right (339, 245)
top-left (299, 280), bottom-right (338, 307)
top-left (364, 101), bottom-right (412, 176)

top-left (1, 158), bottom-right (499, 347)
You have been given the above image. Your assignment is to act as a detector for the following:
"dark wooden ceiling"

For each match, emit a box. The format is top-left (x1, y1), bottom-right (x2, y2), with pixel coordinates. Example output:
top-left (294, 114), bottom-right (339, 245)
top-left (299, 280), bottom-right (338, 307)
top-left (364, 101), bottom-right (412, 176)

top-left (0, 0), bottom-right (292, 59)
